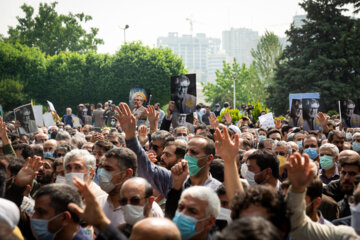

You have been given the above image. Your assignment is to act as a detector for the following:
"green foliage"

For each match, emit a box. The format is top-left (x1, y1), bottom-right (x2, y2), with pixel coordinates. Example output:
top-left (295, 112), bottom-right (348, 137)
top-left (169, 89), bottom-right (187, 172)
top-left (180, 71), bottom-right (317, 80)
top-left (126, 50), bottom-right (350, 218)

top-left (0, 41), bottom-right (186, 114)
top-left (216, 101), bottom-right (269, 124)
top-left (0, 77), bottom-right (27, 111)
top-left (202, 59), bottom-right (267, 108)
top-left (251, 30), bottom-right (283, 87)
top-left (249, 101), bottom-right (270, 124)
top-left (327, 110), bottom-right (339, 116)
top-left (267, 0), bottom-right (360, 115)
top-left (5, 2), bottom-right (103, 55)
top-left (217, 108), bottom-right (242, 124)
top-left (108, 42), bottom-right (186, 107)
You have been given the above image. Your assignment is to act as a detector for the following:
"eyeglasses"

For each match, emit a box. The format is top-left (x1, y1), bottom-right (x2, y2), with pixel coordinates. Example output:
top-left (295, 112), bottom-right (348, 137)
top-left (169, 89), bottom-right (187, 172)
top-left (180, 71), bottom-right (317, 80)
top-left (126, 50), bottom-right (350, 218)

top-left (275, 152), bottom-right (286, 156)
top-left (119, 196), bottom-right (146, 206)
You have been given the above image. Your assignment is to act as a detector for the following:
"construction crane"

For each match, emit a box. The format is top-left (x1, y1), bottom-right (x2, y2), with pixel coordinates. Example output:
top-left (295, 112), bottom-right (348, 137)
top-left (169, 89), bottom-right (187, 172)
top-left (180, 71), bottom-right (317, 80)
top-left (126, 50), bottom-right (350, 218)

top-left (186, 17), bottom-right (193, 35)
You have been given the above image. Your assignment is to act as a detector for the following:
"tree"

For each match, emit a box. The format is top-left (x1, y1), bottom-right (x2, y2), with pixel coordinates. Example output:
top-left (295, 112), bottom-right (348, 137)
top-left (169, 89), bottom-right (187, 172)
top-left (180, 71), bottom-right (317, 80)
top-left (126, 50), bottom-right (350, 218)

top-left (0, 77), bottom-right (27, 111)
top-left (251, 30), bottom-right (283, 87)
top-left (267, 0), bottom-right (360, 115)
top-left (0, 41), bottom-right (186, 114)
top-left (202, 59), bottom-right (266, 108)
top-left (5, 2), bottom-right (103, 55)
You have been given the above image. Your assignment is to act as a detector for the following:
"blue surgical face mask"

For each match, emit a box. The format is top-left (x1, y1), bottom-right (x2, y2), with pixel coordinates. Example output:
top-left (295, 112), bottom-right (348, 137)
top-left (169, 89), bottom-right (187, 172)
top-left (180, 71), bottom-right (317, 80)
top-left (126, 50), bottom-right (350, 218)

top-left (320, 155), bottom-right (334, 170)
top-left (176, 136), bottom-right (188, 142)
top-left (296, 141), bottom-right (303, 151)
top-left (173, 211), bottom-right (207, 240)
top-left (304, 148), bottom-right (318, 160)
top-left (258, 135), bottom-right (265, 142)
top-left (185, 155), bottom-right (205, 176)
top-left (353, 142), bottom-right (360, 152)
top-left (111, 120), bottom-right (115, 126)
top-left (31, 212), bottom-right (63, 240)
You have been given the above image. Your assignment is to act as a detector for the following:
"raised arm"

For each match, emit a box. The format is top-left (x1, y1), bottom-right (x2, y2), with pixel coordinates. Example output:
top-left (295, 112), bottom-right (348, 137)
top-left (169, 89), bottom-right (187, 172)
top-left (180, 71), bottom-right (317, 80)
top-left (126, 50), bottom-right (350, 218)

top-left (214, 127), bottom-right (243, 202)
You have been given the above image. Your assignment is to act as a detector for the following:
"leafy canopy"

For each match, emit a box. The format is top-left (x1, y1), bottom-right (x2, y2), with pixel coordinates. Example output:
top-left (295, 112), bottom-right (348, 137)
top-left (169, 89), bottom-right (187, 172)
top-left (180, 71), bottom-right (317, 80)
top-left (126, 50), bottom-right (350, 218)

top-left (5, 2), bottom-right (104, 55)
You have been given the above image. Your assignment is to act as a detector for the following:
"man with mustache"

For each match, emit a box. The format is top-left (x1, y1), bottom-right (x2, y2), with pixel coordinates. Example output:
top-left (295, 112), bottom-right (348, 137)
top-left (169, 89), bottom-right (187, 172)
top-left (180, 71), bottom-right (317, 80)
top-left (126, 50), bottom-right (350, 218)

top-left (323, 155), bottom-right (360, 217)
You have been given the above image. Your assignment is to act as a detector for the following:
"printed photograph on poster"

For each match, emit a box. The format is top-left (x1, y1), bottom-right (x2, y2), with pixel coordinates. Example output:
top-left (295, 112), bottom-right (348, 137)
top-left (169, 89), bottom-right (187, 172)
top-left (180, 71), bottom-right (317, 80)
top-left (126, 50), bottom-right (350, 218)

top-left (171, 74), bottom-right (196, 114)
top-left (302, 98), bottom-right (323, 131)
top-left (129, 88), bottom-right (151, 125)
top-left (289, 99), bottom-right (303, 128)
top-left (340, 99), bottom-right (360, 128)
top-left (171, 113), bottom-right (194, 133)
top-left (14, 103), bottom-right (38, 135)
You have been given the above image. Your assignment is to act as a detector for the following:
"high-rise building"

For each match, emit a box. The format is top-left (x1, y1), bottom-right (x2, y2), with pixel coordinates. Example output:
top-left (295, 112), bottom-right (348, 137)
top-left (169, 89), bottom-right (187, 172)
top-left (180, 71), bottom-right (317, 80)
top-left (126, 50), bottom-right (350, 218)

top-left (207, 52), bottom-right (232, 83)
top-left (222, 28), bottom-right (259, 66)
top-left (157, 32), bottom-right (221, 82)
top-left (293, 14), bottom-right (307, 28)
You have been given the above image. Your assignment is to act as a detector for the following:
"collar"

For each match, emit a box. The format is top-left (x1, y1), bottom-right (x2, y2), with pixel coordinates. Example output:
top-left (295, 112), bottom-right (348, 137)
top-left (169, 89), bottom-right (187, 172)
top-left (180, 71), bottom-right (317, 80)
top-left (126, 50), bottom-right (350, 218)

top-left (184, 174), bottom-right (213, 189)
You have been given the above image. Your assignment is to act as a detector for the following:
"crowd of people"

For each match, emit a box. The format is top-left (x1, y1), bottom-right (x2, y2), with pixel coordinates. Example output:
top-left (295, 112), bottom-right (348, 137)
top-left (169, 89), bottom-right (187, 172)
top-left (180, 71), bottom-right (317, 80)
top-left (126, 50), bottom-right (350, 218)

top-left (1, 100), bottom-right (360, 240)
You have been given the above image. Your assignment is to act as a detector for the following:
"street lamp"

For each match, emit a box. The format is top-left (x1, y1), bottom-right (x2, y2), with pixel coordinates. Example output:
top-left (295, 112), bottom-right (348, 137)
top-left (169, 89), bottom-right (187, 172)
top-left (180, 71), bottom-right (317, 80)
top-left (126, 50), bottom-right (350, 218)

top-left (233, 76), bottom-right (236, 109)
top-left (120, 24), bottom-right (129, 43)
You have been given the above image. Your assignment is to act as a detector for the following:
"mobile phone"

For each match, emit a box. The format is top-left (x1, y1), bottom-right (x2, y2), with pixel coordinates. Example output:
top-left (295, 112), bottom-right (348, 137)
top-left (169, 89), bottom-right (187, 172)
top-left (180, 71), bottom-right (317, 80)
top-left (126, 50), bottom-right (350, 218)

top-left (94, 127), bottom-right (102, 133)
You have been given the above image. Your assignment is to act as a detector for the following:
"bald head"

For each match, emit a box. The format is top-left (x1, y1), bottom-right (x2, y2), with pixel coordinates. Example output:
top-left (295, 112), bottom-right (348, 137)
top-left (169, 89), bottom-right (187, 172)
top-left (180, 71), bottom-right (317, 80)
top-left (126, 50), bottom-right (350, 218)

top-left (339, 150), bottom-right (359, 159)
top-left (43, 139), bottom-right (57, 153)
top-left (130, 218), bottom-right (181, 240)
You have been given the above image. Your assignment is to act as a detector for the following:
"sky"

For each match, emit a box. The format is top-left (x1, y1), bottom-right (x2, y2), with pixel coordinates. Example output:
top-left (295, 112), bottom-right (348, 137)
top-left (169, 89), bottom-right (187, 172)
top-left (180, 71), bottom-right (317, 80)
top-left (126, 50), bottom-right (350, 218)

top-left (0, 0), bottom-right (308, 54)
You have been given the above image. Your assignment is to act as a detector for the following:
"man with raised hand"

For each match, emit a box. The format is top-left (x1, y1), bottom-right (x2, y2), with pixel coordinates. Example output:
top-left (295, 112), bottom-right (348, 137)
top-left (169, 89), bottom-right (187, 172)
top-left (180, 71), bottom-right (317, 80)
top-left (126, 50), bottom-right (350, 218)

top-left (115, 103), bottom-right (220, 198)
top-left (285, 152), bottom-right (358, 239)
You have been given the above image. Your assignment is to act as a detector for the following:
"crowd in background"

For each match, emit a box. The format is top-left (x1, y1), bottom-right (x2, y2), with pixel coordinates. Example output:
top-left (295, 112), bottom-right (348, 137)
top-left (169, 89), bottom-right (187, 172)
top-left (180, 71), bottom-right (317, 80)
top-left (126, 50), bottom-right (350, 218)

top-left (1, 99), bottom-right (360, 240)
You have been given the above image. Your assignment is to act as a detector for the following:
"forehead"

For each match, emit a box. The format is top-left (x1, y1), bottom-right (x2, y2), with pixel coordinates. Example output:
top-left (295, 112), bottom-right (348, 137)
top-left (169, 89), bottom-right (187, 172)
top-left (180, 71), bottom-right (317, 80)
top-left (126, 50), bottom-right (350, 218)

top-left (275, 145), bottom-right (287, 152)
top-left (304, 137), bottom-right (317, 145)
top-left (34, 195), bottom-right (55, 214)
top-left (66, 156), bottom-right (86, 167)
top-left (269, 132), bottom-right (281, 138)
top-left (239, 204), bottom-right (270, 219)
top-left (180, 195), bottom-right (208, 214)
top-left (188, 138), bottom-right (206, 152)
top-left (104, 157), bottom-right (121, 169)
top-left (320, 147), bottom-right (333, 155)
top-left (163, 145), bottom-right (176, 154)
top-left (247, 158), bottom-right (260, 169)
top-left (342, 164), bottom-right (360, 173)
top-left (121, 181), bottom-right (145, 197)
top-left (177, 128), bottom-right (187, 134)
top-left (151, 139), bottom-right (163, 146)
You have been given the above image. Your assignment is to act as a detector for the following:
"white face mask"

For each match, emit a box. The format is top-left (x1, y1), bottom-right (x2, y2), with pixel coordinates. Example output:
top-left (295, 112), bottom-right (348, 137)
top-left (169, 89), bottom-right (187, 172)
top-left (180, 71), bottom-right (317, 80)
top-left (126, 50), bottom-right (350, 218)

top-left (240, 163), bottom-right (248, 179)
top-left (55, 176), bottom-right (66, 183)
top-left (351, 203), bottom-right (360, 234)
top-left (245, 170), bottom-right (257, 186)
top-left (99, 169), bottom-right (123, 193)
top-left (65, 172), bottom-right (85, 187)
top-left (124, 205), bottom-right (145, 226)
top-left (216, 207), bottom-right (232, 224)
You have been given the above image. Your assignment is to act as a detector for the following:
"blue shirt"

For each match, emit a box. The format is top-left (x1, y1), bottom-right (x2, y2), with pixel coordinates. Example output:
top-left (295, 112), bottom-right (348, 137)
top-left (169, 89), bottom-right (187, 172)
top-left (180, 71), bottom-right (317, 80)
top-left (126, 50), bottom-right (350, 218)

top-left (62, 114), bottom-right (74, 127)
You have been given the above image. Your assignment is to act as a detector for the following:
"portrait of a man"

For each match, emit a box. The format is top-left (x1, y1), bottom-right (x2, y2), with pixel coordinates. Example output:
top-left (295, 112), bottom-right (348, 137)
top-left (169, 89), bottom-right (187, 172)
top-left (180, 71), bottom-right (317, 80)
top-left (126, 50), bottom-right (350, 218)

top-left (341, 99), bottom-right (360, 128)
top-left (302, 98), bottom-right (322, 131)
top-left (289, 99), bottom-right (303, 127)
top-left (14, 104), bottom-right (38, 134)
top-left (171, 74), bottom-right (196, 114)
